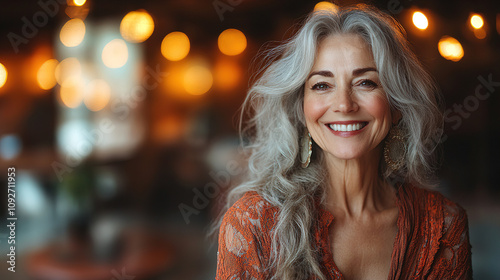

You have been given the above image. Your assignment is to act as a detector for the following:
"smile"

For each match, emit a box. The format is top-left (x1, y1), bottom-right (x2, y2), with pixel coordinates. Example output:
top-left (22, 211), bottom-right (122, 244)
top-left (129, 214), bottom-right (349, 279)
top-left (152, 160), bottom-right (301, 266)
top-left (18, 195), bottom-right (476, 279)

top-left (327, 122), bottom-right (368, 132)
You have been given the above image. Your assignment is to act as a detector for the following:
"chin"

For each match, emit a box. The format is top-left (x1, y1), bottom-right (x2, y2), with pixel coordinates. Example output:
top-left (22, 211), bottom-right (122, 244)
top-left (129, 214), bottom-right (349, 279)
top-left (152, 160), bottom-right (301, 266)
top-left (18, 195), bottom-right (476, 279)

top-left (329, 150), bottom-right (366, 161)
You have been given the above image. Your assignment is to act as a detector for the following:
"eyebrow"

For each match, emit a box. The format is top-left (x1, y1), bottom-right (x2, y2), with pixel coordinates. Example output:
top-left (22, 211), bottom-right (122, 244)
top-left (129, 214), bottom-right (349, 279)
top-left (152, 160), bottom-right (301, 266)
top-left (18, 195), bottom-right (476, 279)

top-left (352, 67), bottom-right (378, 76)
top-left (307, 67), bottom-right (378, 80)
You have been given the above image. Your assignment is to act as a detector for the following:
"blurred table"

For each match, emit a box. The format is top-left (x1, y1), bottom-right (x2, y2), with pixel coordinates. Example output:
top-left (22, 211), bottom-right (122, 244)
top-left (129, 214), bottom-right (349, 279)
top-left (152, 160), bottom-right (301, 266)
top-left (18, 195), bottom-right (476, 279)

top-left (27, 230), bottom-right (174, 280)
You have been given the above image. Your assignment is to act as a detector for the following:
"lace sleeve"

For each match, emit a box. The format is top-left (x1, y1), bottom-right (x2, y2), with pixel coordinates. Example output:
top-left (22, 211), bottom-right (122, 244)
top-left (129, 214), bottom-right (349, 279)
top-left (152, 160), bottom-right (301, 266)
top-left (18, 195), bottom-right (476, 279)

top-left (215, 195), bottom-right (271, 280)
top-left (428, 201), bottom-right (473, 279)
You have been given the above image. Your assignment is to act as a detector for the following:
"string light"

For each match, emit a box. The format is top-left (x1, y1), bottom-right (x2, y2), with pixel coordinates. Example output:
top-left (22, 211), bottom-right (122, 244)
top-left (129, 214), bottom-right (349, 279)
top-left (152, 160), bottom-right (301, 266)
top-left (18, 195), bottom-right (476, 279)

top-left (55, 57), bottom-right (82, 85)
top-left (161, 32), bottom-right (190, 61)
top-left (412, 11), bottom-right (429, 30)
top-left (102, 39), bottom-right (128, 68)
top-left (73, 0), bottom-right (86, 6)
top-left (438, 36), bottom-right (464, 62)
top-left (37, 59), bottom-right (58, 90)
top-left (120, 10), bottom-right (155, 43)
top-left (60, 19), bottom-right (86, 47)
top-left (84, 79), bottom-right (111, 111)
top-left (183, 65), bottom-right (213, 95)
top-left (470, 14), bottom-right (484, 29)
top-left (218, 29), bottom-right (247, 56)
top-left (0, 63), bottom-right (7, 89)
top-left (314, 2), bottom-right (338, 13)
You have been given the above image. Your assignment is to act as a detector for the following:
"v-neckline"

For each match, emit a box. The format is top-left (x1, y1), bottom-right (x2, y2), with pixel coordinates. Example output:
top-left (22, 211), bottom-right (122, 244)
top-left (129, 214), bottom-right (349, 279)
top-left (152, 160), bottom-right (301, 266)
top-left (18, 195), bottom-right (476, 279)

top-left (316, 183), bottom-right (405, 280)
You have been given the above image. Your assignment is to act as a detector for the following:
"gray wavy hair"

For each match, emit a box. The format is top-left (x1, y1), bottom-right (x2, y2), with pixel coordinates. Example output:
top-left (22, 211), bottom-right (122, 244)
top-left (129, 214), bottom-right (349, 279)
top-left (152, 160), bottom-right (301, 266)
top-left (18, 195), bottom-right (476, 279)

top-left (216, 4), bottom-right (443, 279)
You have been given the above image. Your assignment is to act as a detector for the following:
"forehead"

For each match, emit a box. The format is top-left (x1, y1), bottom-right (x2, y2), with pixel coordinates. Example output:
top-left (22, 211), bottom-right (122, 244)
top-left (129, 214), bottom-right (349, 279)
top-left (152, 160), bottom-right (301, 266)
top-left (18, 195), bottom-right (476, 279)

top-left (312, 34), bottom-right (375, 69)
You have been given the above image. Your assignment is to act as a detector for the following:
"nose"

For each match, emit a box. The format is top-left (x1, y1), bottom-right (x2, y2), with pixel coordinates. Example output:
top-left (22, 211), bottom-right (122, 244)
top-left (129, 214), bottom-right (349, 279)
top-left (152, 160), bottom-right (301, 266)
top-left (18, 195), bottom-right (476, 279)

top-left (332, 85), bottom-right (358, 113)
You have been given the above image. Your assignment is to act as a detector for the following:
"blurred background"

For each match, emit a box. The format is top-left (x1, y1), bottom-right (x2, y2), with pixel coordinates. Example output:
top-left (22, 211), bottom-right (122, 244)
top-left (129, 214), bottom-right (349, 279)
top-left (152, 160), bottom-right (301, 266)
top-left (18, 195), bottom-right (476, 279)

top-left (0, 0), bottom-right (498, 279)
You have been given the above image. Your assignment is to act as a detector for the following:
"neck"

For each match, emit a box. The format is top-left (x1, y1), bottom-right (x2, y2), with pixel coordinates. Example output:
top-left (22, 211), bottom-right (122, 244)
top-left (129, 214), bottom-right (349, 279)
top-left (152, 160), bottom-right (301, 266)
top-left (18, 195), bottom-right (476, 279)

top-left (324, 146), bottom-right (394, 218)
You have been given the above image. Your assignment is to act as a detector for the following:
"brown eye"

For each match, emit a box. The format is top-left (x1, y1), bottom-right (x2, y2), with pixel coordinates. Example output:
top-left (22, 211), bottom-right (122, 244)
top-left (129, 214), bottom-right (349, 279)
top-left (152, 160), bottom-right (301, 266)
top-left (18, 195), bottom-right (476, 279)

top-left (311, 82), bottom-right (330, 91)
top-left (359, 79), bottom-right (377, 88)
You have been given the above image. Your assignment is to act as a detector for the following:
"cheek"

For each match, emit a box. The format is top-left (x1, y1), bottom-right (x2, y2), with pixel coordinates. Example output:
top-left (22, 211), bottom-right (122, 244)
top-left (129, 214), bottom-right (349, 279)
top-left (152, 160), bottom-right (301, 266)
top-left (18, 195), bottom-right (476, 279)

top-left (363, 94), bottom-right (393, 140)
top-left (303, 94), bottom-right (328, 124)
top-left (361, 94), bottom-right (391, 121)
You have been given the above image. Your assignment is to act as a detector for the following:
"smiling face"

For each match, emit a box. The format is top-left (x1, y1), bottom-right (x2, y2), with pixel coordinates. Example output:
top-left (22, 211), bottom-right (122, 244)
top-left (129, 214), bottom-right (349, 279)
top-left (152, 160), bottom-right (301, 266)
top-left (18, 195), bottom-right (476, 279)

top-left (304, 34), bottom-right (395, 162)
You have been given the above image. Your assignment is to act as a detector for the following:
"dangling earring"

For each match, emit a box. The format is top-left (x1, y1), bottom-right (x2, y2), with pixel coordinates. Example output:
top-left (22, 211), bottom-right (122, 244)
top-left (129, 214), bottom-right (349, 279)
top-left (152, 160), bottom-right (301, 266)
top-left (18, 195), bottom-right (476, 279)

top-left (300, 130), bottom-right (312, 168)
top-left (384, 123), bottom-right (407, 171)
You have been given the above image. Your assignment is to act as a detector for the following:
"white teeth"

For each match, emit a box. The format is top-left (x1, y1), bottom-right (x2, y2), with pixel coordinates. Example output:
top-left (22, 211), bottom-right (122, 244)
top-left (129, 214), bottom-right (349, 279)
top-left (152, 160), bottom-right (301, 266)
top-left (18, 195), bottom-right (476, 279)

top-left (328, 123), bottom-right (366, 132)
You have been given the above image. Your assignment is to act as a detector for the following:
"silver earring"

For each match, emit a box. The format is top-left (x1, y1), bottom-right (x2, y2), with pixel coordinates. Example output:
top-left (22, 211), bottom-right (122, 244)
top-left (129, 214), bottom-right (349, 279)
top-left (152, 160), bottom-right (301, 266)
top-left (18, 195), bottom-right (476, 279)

top-left (300, 130), bottom-right (312, 168)
top-left (383, 124), bottom-right (406, 171)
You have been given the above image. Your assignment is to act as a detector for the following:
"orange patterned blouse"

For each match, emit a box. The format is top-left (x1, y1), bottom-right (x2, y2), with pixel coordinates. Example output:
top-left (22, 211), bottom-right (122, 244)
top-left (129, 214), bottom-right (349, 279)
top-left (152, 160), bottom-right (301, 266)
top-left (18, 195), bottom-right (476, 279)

top-left (216, 183), bottom-right (472, 279)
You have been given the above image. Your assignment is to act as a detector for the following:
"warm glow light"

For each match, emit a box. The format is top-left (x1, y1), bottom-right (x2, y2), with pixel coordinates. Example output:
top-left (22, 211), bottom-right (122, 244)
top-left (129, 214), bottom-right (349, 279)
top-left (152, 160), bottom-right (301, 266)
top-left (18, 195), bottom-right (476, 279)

top-left (218, 29), bottom-right (247, 56)
top-left (412, 11), bottom-right (429, 30)
top-left (314, 2), bottom-right (338, 13)
top-left (60, 19), bottom-right (86, 47)
top-left (183, 65), bottom-right (213, 95)
top-left (473, 28), bottom-right (487, 39)
top-left (60, 77), bottom-right (84, 108)
top-left (0, 63), bottom-right (7, 88)
top-left (470, 14), bottom-right (484, 29)
top-left (120, 10), bottom-right (155, 43)
top-left (73, 0), bottom-right (86, 6)
top-left (438, 36), bottom-right (464, 62)
top-left (214, 59), bottom-right (241, 90)
top-left (102, 39), bottom-right (128, 68)
top-left (164, 62), bottom-right (187, 96)
top-left (84, 79), bottom-right (111, 111)
top-left (37, 59), bottom-right (58, 90)
top-left (497, 14), bottom-right (500, 35)
top-left (55, 57), bottom-right (82, 85)
top-left (161, 32), bottom-right (190, 61)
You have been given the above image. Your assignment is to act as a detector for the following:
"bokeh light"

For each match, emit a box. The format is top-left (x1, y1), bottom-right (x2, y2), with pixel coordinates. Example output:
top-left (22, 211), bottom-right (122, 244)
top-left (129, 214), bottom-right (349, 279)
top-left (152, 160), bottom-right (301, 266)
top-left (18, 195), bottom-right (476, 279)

top-left (37, 59), bottom-right (58, 90)
top-left (0, 134), bottom-right (21, 160)
top-left (102, 39), bottom-right (129, 68)
top-left (161, 32), bottom-right (190, 61)
top-left (214, 58), bottom-right (242, 91)
top-left (73, 0), bottom-right (86, 6)
top-left (0, 63), bottom-right (7, 89)
top-left (60, 77), bottom-right (84, 108)
top-left (497, 14), bottom-right (500, 35)
top-left (183, 65), bottom-right (213, 95)
top-left (84, 79), bottom-right (111, 111)
top-left (314, 2), bottom-right (338, 13)
top-left (55, 57), bottom-right (82, 85)
top-left (218, 29), bottom-right (247, 56)
top-left (470, 14), bottom-right (484, 29)
top-left (438, 36), bottom-right (464, 62)
top-left (120, 10), bottom-right (155, 43)
top-left (60, 18), bottom-right (86, 47)
top-left (412, 11), bottom-right (429, 30)
top-left (473, 28), bottom-right (487, 39)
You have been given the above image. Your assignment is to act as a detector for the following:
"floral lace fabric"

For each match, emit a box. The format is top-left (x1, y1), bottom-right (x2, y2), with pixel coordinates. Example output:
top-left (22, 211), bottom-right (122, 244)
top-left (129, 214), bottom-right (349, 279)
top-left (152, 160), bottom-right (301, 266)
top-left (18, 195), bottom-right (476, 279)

top-left (216, 184), bottom-right (472, 279)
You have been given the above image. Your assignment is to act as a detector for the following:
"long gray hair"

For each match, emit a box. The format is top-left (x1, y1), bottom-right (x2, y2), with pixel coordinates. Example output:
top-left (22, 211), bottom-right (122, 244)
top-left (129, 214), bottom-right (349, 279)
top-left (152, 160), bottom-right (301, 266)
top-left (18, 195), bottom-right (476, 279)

top-left (216, 4), bottom-right (443, 279)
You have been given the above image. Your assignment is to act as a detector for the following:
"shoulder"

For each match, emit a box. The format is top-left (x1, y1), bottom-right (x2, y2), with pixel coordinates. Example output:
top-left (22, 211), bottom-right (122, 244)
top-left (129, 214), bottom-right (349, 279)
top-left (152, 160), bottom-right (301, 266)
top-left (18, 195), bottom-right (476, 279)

top-left (220, 191), bottom-right (278, 241)
top-left (402, 184), bottom-right (469, 241)
top-left (221, 191), bottom-right (278, 234)
top-left (408, 184), bottom-right (467, 222)
top-left (397, 184), bottom-right (472, 277)
top-left (219, 192), bottom-right (277, 271)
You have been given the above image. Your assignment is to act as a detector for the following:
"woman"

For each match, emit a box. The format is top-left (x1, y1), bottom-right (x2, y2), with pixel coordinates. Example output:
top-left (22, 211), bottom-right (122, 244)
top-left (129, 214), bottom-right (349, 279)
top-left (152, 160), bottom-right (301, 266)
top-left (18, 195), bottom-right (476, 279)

top-left (215, 4), bottom-right (472, 280)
